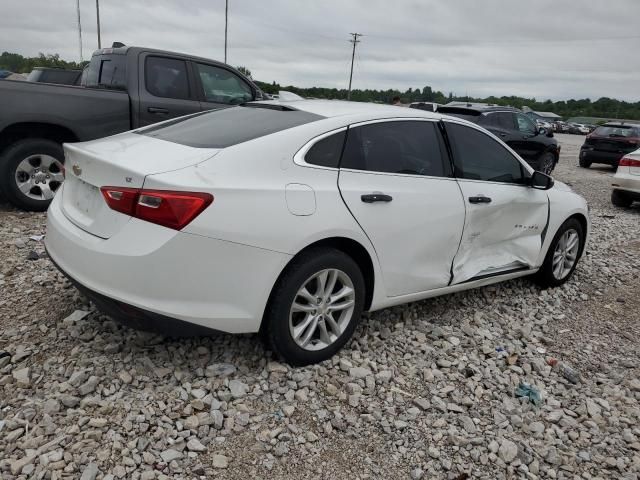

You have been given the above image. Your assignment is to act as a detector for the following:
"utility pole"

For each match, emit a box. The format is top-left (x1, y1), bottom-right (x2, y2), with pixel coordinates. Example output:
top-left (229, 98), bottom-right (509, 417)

top-left (76, 0), bottom-right (83, 61)
top-left (347, 32), bottom-right (362, 101)
top-left (224, 0), bottom-right (229, 63)
top-left (96, 0), bottom-right (101, 49)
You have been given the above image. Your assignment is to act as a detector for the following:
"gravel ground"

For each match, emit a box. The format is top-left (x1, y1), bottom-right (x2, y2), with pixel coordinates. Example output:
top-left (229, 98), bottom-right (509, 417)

top-left (1, 133), bottom-right (639, 479)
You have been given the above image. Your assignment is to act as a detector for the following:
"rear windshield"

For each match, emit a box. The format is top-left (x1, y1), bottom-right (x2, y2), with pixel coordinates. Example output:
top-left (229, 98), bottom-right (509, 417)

top-left (593, 125), bottom-right (640, 137)
top-left (84, 54), bottom-right (127, 90)
top-left (139, 105), bottom-right (324, 148)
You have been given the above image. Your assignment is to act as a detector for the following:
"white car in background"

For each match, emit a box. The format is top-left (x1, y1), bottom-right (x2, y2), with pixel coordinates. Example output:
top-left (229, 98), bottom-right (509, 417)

top-left (45, 100), bottom-right (589, 365)
top-left (611, 149), bottom-right (640, 207)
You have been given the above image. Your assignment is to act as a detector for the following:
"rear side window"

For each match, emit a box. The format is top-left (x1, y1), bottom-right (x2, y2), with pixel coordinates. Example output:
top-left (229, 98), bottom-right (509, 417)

top-left (446, 122), bottom-right (525, 184)
top-left (341, 121), bottom-right (448, 177)
top-left (305, 131), bottom-right (346, 168)
top-left (140, 106), bottom-right (324, 148)
top-left (145, 56), bottom-right (190, 99)
top-left (482, 112), bottom-right (515, 130)
top-left (84, 55), bottom-right (127, 90)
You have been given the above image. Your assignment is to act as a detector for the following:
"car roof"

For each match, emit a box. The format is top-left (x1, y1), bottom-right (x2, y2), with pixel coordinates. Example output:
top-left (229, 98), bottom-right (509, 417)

top-left (438, 105), bottom-right (521, 114)
top-left (251, 99), bottom-right (443, 120)
top-left (602, 122), bottom-right (640, 128)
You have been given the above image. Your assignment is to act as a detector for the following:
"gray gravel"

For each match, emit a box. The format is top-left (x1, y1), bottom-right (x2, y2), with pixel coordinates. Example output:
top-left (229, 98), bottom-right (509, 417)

top-left (1, 133), bottom-right (639, 479)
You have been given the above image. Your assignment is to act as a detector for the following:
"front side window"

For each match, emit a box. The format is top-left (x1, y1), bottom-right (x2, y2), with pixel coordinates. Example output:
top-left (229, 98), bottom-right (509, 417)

top-left (341, 121), bottom-right (448, 177)
top-left (446, 122), bottom-right (525, 184)
top-left (145, 57), bottom-right (190, 99)
top-left (305, 131), bottom-right (346, 168)
top-left (195, 63), bottom-right (253, 105)
top-left (515, 113), bottom-right (537, 135)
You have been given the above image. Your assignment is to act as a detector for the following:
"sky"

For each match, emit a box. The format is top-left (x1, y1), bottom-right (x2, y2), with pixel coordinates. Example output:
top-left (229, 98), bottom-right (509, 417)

top-left (2, 0), bottom-right (639, 101)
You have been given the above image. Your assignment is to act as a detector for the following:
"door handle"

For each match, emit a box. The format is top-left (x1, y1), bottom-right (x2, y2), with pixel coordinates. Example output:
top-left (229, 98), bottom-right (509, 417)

top-left (148, 107), bottom-right (169, 114)
top-left (468, 196), bottom-right (492, 204)
top-left (361, 193), bottom-right (393, 203)
top-left (498, 133), bottom-right (507, 138)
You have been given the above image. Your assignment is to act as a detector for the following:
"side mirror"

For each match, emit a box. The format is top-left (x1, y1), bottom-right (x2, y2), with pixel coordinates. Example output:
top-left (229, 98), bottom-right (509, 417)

top-left (530, 171), bottom-right (554, 190)
top-left (537, 127), bottom-right (546, 136)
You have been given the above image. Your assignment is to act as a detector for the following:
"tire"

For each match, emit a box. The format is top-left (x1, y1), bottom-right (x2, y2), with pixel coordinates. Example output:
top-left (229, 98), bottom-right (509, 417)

top-left (611, 189), bottom-right (633, 208)
top-left (539, 152), bottom-right (556, 174)
top-left (0, 138), bottom-right (65, 211)
top-left (578, 157), bottom-right (591, 168)
top-left (263, 247), bottom-right (365, 366)
top-left (534, 218), bottom-right (584, 288)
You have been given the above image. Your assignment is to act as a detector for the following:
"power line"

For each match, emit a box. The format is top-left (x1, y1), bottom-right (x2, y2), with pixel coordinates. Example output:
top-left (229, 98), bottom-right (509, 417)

top-left (347, 33), bottom-right (362, 100)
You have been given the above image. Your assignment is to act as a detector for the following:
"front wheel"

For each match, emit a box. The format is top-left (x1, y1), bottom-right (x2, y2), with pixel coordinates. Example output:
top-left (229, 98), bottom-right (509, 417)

top-left (534, 218), bottom-right (584, 288)
top-left (264, 248), bottom-right (365, 366)
top-left (539, 153), bottom-right (556, 175)
top-left (0, 138), bottom-right (65, 211)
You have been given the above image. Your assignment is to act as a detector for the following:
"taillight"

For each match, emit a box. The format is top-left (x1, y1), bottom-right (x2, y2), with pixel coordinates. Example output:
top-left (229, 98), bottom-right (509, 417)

top-left (619, 157), bottom-right (640, 168)
top-left (100, 187), bottom-right (213, 230)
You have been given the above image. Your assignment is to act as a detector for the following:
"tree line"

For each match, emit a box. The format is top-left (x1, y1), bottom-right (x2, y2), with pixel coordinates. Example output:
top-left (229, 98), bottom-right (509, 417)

top-left (2, 51), bottom-right (638, 121)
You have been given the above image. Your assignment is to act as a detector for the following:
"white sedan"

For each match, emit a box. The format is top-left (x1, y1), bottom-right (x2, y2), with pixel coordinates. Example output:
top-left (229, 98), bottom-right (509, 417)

top-left (46, 100), bottom-right (589, 365)
top-left (611, 148), bottom-right (640, 207)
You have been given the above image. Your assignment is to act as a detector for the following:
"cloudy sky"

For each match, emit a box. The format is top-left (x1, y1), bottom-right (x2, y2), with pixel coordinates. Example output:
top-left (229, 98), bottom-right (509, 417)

top-left (2, 0), bottom-right (639, 101)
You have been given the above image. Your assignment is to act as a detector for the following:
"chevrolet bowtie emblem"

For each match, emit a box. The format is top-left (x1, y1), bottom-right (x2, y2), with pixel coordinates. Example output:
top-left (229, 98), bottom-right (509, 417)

top-left (72, 164), bottom-right (82, 176)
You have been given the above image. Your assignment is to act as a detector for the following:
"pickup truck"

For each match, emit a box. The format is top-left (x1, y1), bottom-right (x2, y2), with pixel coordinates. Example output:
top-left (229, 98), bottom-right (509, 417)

top-left (0, 44), bottom-right (263, 210)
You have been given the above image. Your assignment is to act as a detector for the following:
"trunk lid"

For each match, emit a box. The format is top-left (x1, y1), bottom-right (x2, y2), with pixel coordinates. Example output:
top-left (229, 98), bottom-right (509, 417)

top-left (585, 135), bottom-right (640, 154)
top-left (61, 132), bottom-right (218, 238)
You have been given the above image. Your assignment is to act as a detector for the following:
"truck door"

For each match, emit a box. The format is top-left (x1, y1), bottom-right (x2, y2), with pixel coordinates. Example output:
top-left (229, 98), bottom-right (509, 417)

top-left (137, 54), bottom-right (202, 127)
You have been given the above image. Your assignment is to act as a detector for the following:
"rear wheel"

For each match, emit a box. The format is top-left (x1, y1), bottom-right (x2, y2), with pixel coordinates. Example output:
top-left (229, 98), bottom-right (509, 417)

top-left (611, 189), bottom-right (633, 208)
top-left (0, 139), bottom-right (65, 211)
top-left (578, 157), bottom-right (591, 168)
top-left (534, 218), bottom-right (584, 288)
top-left (264, 248), bottom-right (365, 366)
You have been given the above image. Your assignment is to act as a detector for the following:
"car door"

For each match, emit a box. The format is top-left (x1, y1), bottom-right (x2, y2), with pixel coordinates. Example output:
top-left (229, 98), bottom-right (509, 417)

top-left (193, 62), bottom-right (255, 111)
top-left (337, 119), bottom-right (466, 297)
top-left (509, 112), bottom-right (544, 163)
top-left (443, 121), bottom-right (549, 284)
top-left (137, 54), bottom-right (203, 127)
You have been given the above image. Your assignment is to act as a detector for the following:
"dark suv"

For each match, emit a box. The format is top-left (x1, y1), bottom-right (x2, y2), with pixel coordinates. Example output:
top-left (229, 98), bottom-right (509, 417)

top-left (579, 122), bottom-right (640, 168)
top-left (438, 106), bottom-right (560, 174)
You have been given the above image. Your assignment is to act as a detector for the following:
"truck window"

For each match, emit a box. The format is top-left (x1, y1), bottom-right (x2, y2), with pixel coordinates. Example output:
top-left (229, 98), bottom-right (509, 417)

top-left (195, 63), bottom-right (253, 105)
top-left (145, 57), bottom-right (190, 100)
top-left (84, 54), bottom-right (127, 90)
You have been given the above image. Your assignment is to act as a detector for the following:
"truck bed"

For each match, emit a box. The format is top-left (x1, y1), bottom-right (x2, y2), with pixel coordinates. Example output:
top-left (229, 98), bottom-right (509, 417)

top-left (0, 79), bottom-right (131, 141)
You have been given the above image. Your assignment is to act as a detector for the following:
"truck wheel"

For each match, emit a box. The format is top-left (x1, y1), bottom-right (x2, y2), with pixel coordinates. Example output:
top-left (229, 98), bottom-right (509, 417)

top-left (0, 139), bottom-right (65, 211)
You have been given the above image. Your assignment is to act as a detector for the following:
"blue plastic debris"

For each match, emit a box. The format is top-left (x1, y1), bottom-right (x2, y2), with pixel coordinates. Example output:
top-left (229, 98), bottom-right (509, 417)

top-left (514, 382), bottom-right (543, 406)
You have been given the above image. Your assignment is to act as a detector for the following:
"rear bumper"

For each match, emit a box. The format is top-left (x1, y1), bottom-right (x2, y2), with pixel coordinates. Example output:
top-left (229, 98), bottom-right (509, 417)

top-left (45, 192), bottom-right (291, 334)
top-left (580, 148), bottom-right (624, 165)
top-left (612, 171), bottom-right (640, 197)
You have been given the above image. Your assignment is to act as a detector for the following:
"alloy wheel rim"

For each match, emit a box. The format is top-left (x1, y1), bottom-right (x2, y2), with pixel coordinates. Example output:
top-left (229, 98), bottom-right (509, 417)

top-left (552, 229), bottom-right (580, 280)
top-left (289, 268), bottom-right (356, 351)
top-left (542, 155), bottom-right (554, 175)
top-left (15, 154), bottom-right (65, 201)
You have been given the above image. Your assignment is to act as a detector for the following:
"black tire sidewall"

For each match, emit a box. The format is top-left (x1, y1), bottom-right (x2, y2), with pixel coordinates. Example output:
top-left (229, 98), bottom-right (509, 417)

top-left (0, 139), bottom-right (64, 211)
top-left (578, 157), bottom-right (591, 168)
top-left (265, 248), bottom-right (365, 366)
top-left (611, 190), bottom-right (632, 208)
top-left (536, 218), bottom-right (584, 288)
top-left (540, 152), bottom-right (555, 174)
